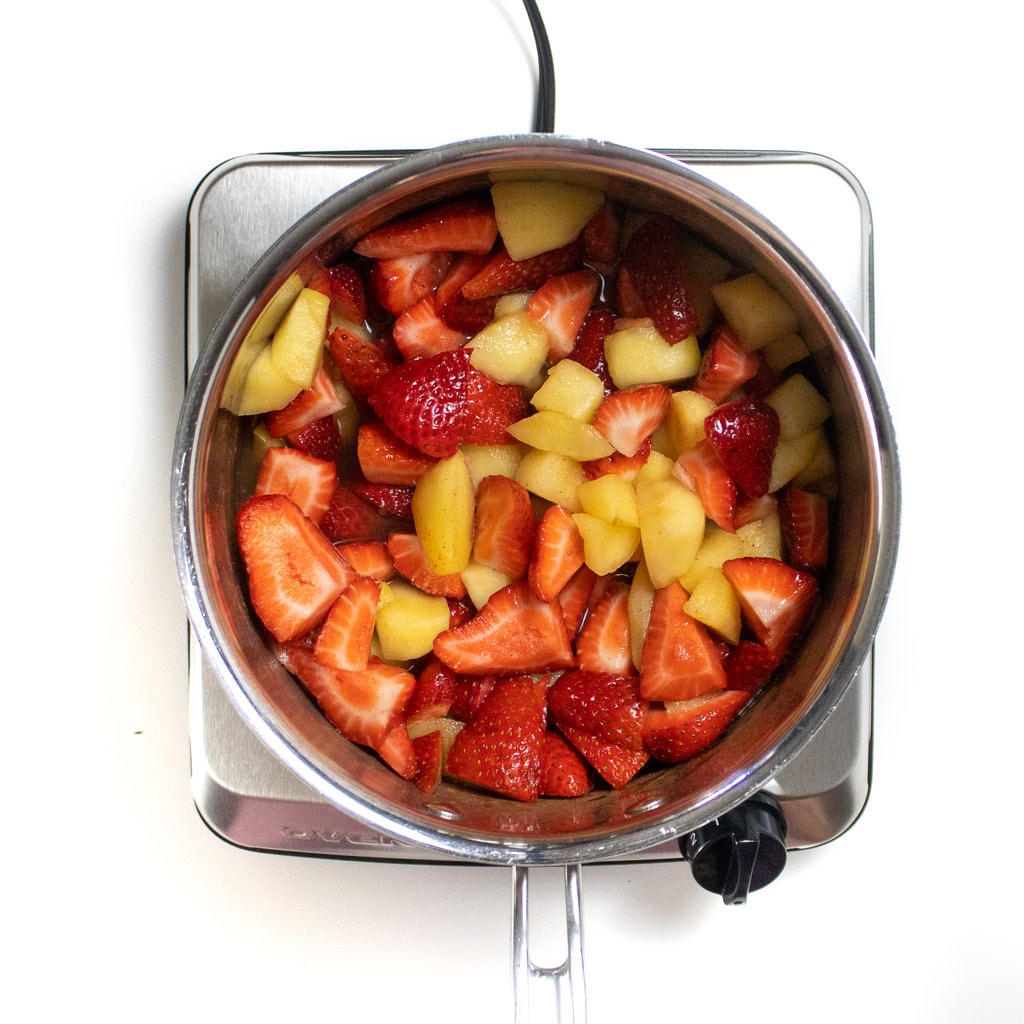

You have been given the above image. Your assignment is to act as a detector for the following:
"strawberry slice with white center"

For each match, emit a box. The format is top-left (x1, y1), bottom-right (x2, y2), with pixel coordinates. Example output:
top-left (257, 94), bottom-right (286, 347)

top-left (353, 196), bottom-right (498, 259)
top-left (528, 504), bottom-right (586, 602)
top-left (472, 474), bottom-right (536, 579)
top-left (433, 581), bottom-right (575, 675)
top-left (592, 383), bottom-right (672, 457)
top-left (387, 531), bottom-right (467, 599)
top-left (265, 365), bottom-right (345, 439)
top-left (307, 262), bottom-right (368, 325)
top-left (278, 644), bottom-right (415, 750)
top-left (642, 690), bottom-right (749, 764)
top-left (254, 446), bottom-right (338, 525)
top-left (693, 324), bottom-right (763, 403)
top-left (639, 580), bottom-right (727, 702)
top-left (575, 580), bottom-right (635, 676)
top-left (236, 493), bottom-right (354, 643)
top-left (525, 268), bottom-right (600, 360)
top-left (460, 240), bottom-right (583, 300)
top-left (778, 486), bottom-right (829, 572)
top-left (704, 395), bottom-right (780, 499)
top-left (721, 556), bottom-right (819, 656)
top-left (368, 250), bottom-right (453, 316)
top-left (313, 576), bottom-right (382, 672)
top-left (327, 326), bottom-right (398, 406)
top-left (391, 294), bottom-right (469, 360)
top-left (673, 439), bottom-right (738, 532)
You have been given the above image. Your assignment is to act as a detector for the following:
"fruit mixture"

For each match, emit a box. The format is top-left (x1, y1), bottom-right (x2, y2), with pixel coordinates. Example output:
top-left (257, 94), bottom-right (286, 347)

top-left (224, 179), bottom-right (835, 802)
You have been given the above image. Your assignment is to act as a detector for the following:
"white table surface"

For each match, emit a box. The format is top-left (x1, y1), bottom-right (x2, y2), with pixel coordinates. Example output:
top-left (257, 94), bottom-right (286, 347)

top-left (6, 1), bottom-right (1021, 1021)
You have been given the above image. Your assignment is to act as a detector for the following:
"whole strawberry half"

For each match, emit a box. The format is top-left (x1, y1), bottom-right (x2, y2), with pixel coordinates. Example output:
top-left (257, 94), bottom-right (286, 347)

top-left (367, 347), bottom-right (472, 458)
top-left (704, 395), bottom-right (780, 499)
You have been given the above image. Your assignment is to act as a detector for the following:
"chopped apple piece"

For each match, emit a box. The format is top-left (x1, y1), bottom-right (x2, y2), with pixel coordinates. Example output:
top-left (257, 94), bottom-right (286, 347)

top-left (604, 322), bottom-right (701, 389)
top-left (469, 311), bottom-right (549, 385)
top-left (628, 559), bottom-right (656, 671)
top-left (683, 567), bottom-right (742, 644)
top-left (711, 273), bottom-right (800, 351)
top-left (577, 474), bottom-right (640, 527)
top-left (572, 513), bottom-right (641, 576)
top-left (411, 451), bottom-right (475, 575)
top-left (792, 429), bottom-right (838, 497)
top-left (762, 331), bottom-right (810, 372)
top-left (635, 476), bottom-right (706, 588)
top-left (736, 514), bottom-right (783, 560)
top-left (515, 449), bottom-right (585, 510)
top-left (667, 389), bottom-right (717, 454)
top-left (768, 429), bottom-right (822, 493)
top-left (374, 580), bottom-right (451, 662)
top-left (460, 443), bottom-right (527, 487)
top-left (235, 343), bottom-right (305, 417)
top-left (269, 287), bottom-right (331, 389)
top-left (507, 411), bottom-right (615, 462)
top-left (633, 449), bottom-right (677, 484)
top-left (406, 716), bottom-right (465, 759)
top-left (490, 180), bottom-right (606, 261)
top-left (530, 359), bottom-right (606, 422)
top-left (460, 560), bottom-right (515, 610)
top-left (764, 373), bottom-right (832, 439)
top-left (680, 527), bottom-right (746, 593)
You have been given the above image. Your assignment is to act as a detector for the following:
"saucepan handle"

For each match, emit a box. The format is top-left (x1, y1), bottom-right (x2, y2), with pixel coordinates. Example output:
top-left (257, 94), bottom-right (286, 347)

top-left (511, 863), bottom-right (587, 1023)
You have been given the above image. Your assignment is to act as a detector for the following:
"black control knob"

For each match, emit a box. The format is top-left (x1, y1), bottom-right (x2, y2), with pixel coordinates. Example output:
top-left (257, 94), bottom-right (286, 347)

top-left (679, 792), bottom-right (788, 905)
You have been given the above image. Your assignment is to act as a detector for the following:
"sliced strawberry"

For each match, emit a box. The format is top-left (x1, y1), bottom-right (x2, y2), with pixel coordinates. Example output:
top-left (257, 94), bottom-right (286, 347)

top-left (673, 439), bottom-right (738, 532)
top-left (642, 690), bottom-right (748, 764)
top-left (391, 295), bottom-right (469, 360)
top-left (721, 556), bottom-right (819, 656)
top-left (693, 324), bottom-right (763, 403)
top-left (449, 675), bottom-right (497, 723)
top-left (445, 676), bottom-right (547, 801)
top-left (377, 724), bottom-right (417, 780)
top-left (613, 265), bottom-right (646, 319)
top-left (307, 262), bottom-right (368, 325)
top-left (568, 305), bottom-right (615, 394)
top-left (548, 670), bottom-right (647, 753)
top-left (460, 240), bottom-right (582, 300)
top-left (367, 347), bottom-right (471, 459)
top-left (581, 201), bottom-right (621, 264)
top-left (581, 436), bottom-right (652, 481)
top-left (592, 383), bottom-right (672, 457)
top-left (723, 639), bottom-right (780, 694)
top-left (405, 656), bottom-right (459, 722)
top-left (639, 581), bottom-right (727, 702)
top-left (539, 730), bottom-right (594, 797)
top-left (236, 494), bottom-right (354, 643)
top-left (778, 486), bottom-right (829, 572)
top-left (349, 480), bottom-right (414, 521)
top-left (557, 565), bottom-right (598, 638)
top-left (460, 365), bottom-right (530, 446)
top-left (254, 446), bottom-right (338, 525)
top-left (327, 325), bottom-right (398, 404)
top-left (356, 419), bottom-right (437, 485)
top-left (528, 504), bottom-right (586, 602)
top-left (446, 596), bottom-right (475, 630)
top-left (335, 540), bottom-right (395, 581)
top-left (279, 645), bottom-right (414, 749)
top-left (353, 196), bottom-right (498, 259)
top-left (704, 395), bottom-right (780, 499)
top-left (575, 581), bottom-right (635, 676)
top-left (472, 474), bottom-right (536, 579)
top-left (411, 729), bottom-right (445, 792)
top-left (433, 581), bottom-right (575, 675)
top-left (525, 268), bottom-right (601, 360)
top-left (287, 415), bottom-right (343, 464)
top-left (436, 252), bottom-right (498, 333)
top-left (621, 214), bottom-right (697, 343)
top-left (265, 365), bottom-right (345, 438)
top-left (313, 576), bottom-right (381, 672)
top-left (368, 250), bottom-right (453, 316)
top-left (319, 485), bottom-right (392, 543)
top-left (556, 722), bottom-right (649, 789)
top-left (387, 531), bottom-right (467, 599)
top-left (733, 493), bottom-right (778, 530)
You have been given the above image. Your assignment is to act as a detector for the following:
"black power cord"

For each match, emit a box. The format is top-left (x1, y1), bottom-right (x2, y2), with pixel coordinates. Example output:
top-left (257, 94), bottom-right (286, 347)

top-left (522, 0), bottom-right (556, 132)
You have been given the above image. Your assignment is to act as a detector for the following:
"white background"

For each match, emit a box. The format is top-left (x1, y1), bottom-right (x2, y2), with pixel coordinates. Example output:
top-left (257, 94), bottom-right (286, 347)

top-left (5, 1), bottom-right (1021, 1021)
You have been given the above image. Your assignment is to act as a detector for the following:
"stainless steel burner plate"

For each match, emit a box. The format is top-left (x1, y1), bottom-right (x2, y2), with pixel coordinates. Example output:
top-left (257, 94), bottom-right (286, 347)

top-left (185, 149), bottom-right (874, 862)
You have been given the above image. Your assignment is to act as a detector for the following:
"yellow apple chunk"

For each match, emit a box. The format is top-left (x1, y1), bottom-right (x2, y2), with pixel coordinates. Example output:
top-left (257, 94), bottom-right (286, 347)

top-left (577, 474), bottom-right (639, 527)
top-left (530, 359), bottom-right (606, 422)
top-left (711, 273), bottom-right (800, 352)
top-left (507, 411), bottom-right (615, 462)
top-left (635, 476), bottom-right (706, 589)
top-left (460, 443), bottom-right (527, 487)
top-left (490, 180), bottom-right (606, 261)
top-left (628, 560), bottom-right (656, 671)
top-left (768, 429), bottom-right (822, 493)
top-left (633, 450), bottom-right (677, 483)
top-left (269, 286), bottom-right (331, 389)
top-left (667, 390), bottom-right (717, 454)
top-left (572, 513), bottom-right (641, 576)
top-left (680, 527), bottom-right (746, 592)
top-left (221, 273), bottom-right (305, 413)
top-left (411, 451), bottom-right (475, 576)
top-left (374, 580), bottom-right (451, 662)
top-left (406, 716), bottom-right (465, 756)
top-left (514, 449), bottom-right (586, 510)
top-left (235, 343), bottom-right (305, 417)
top-left (736, 514), bottom-right (783, 560)
top-left (460, 559), bottom-right (515, 610)
top-left (762, 331), bottom-right (811, 372)
top-left (765, 373), bottom-right (832, 439)
top-left (792, 430), bottom-right (838, 497)
top-left (604, 323), bottom-right (701, 389)
top-left (683, 567), bottom-right (742, 644)
top-left (469, 311), bottom-right (550, 385)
